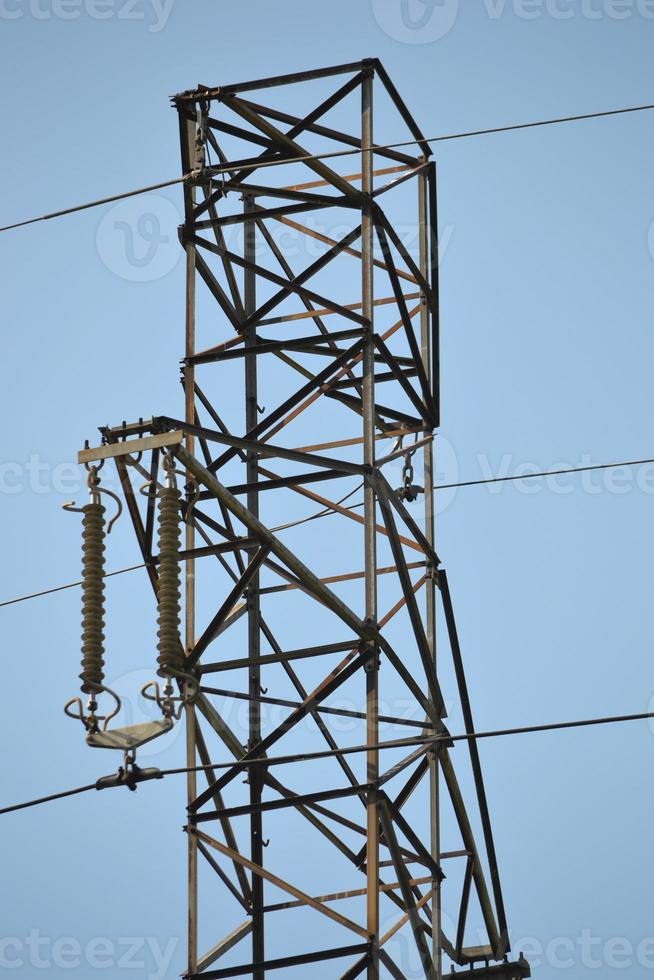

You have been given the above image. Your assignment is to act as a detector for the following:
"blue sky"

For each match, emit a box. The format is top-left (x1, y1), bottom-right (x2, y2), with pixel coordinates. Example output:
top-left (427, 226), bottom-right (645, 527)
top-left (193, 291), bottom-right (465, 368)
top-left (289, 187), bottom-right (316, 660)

top-left (2, 1), bottom-right (654, 977)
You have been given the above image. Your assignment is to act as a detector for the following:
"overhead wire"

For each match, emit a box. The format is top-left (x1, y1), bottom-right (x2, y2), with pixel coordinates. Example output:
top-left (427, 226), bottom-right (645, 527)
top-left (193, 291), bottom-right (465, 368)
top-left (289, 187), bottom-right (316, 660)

top-left (1, 455), bottom-right (652, 610)
top-left (0, 563), bottom-right (146, 608)
top-left (3, 706), bottom-right (654, 817)
top-left (0, 176), bottom-right (188, 233)
top-left (3, 99), bottom-right (654, 233)
top-left (268, 480), bottom-right (364, 532)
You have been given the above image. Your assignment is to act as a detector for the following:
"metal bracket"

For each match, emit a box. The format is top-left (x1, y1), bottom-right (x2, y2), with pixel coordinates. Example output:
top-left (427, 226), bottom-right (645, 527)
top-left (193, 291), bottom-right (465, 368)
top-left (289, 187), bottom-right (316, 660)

top-left (78, 430), bottom-right (184, 466)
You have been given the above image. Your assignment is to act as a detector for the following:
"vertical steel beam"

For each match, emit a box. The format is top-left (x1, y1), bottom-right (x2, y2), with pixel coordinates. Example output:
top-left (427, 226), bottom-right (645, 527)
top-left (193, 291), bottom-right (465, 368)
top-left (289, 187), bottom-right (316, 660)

top-left (419, 166), bottom-right (441, 978)
top-left (378, 799), bottom-right (437, 980)
top-left (361, 69), bottom-right (379, 979)
top-left (183, 109), bottom-right (199, 978)
top-left (427, 163), bottom-right (440, 426)
top-left (244, 192), bottom-right (265, 977)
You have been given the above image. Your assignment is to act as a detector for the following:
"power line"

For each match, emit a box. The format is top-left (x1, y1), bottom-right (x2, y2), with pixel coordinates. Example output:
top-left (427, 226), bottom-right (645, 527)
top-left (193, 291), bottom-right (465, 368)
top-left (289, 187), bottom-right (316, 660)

top-left (0, 489), bottom-right (362, 608)
top-left (0, 176), bottom-right (188, 234)
top-left (3, 99), bottom-right (654, 233)
top-left (267, 481), bottom-right (364, 532)
top-left (3, 707), bottom-right (653, 817)
top-left (0, 782), bottom-right (98, 817)
top-left (0, 563), bottom-right (146, 609)
top-left (160, 707), bottom-right (654, 774)
top-left (434, 456), bottom-right (654, 491)
top-left (345, 455), bottom-right (654, 512)
top-left (1, 455), bottom-right (652, 611)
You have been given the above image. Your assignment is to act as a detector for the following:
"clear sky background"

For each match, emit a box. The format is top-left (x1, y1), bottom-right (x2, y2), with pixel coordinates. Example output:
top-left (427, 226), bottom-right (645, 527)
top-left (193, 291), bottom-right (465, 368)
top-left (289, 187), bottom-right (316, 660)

top-left (2, 1), bottom-right (654, 977)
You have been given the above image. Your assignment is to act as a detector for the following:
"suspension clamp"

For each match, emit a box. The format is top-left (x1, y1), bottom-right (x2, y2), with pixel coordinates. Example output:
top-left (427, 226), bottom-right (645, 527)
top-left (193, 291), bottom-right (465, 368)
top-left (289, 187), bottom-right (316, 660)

top-left (95, 754), bottom-right (163, 793)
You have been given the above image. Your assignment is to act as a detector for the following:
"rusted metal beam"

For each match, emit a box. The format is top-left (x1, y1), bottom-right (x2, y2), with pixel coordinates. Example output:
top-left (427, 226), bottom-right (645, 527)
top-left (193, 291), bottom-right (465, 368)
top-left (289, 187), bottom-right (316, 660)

top-left (188, 944), bottom-right (372, 979)
top-left (78, 430), bottom-right (183, 465)
top-left (378, 798), bottom-right (436, 980)
top-left (190, 828), bottom-right (370, 939)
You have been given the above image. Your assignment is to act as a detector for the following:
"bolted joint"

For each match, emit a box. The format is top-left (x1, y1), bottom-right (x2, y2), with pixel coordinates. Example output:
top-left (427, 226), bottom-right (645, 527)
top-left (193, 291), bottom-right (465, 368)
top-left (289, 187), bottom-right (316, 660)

top-left (429, 723), bottom-right (453, 754)
top-left (359, 638), bottom-right (380, 673)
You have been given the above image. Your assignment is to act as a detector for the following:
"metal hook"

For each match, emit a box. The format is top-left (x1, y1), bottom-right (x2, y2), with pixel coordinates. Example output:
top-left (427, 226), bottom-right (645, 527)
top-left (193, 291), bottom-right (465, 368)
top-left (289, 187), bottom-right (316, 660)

top-left (62, 501), bottom-right (85, 515)
top-left (139, 468), bottom-right (198, 526)
top-left (96, 486), bottom-right (122, 534)
top-left (84, 456), bottom-right (104, 474)
top-left (139, 479), bottom-right (158, 499)
top-left (182, 477), bottom-right (200, 526)
top-left (62, 468), bottom-right (122, 532)
top-left (64, 685), bottom-right (122, 734)
top-left (142, 669), bottom-right (199, 723)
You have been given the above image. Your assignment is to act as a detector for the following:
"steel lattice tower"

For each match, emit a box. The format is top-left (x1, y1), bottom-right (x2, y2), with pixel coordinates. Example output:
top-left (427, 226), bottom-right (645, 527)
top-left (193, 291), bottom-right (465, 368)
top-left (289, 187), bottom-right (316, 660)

top-left (78, 60), bottom-right (530, 980)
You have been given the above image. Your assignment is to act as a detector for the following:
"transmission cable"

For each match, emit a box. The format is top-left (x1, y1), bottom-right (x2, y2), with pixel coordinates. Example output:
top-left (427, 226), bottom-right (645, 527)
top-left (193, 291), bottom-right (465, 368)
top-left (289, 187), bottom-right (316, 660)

top-left (1, 455), bottom-right (653, 610)
top-left (3, 707), bottom-right (654, 817)
top-left (3, 99), bottom-right (654, 233)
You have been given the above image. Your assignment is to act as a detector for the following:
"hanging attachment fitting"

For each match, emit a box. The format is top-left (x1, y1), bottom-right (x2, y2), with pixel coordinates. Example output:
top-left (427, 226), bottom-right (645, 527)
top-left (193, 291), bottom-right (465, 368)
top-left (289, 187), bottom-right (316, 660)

top-left (95, 751), bottom-right (164, 792)
top-left (396, 444), bottom-right (424, 503)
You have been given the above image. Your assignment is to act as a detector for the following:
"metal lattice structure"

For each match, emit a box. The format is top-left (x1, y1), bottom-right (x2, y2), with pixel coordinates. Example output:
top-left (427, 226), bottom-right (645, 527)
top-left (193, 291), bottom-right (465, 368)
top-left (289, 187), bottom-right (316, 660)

top-left (76, 60), bottom-right (530, 980)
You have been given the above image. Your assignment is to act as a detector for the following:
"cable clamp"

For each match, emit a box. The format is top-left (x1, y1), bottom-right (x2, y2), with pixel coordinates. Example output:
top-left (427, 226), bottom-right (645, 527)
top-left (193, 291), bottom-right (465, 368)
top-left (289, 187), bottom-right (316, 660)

top-left (95, 752), bottom-right (163, 792)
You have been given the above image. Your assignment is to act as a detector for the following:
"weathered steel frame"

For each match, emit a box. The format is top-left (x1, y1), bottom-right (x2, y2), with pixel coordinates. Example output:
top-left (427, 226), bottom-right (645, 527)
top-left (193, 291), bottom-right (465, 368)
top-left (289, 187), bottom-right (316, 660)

top-left (81, 61), bottom-right (527, 980)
